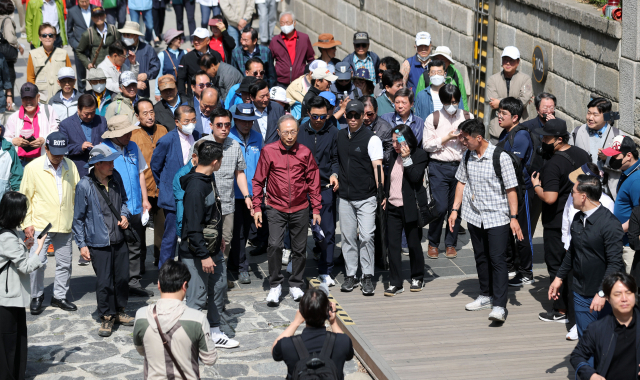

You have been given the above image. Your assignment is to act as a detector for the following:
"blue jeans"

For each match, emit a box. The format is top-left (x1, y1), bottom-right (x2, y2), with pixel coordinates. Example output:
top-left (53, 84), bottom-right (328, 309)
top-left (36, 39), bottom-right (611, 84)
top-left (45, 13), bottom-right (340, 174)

top-left (200, 4), bottom-right (221, 28)
top-left (226, 25), bottom-right (240, 48)
top-left (574, 291), bottom-right (612, 338)
top-left (159, 209), bottom-right (178, 268)
top-left (129, 9), bottom-right (154, 43)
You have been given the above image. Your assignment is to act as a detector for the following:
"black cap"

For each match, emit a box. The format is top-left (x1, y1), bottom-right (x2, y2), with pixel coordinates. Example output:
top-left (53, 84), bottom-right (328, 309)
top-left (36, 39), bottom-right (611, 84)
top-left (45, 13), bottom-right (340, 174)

top-left (235, 76), bottom-right (257, 95)
top-left (91, 6), bottom-right (106, 16)
top-left (46, 131), bottom-right (69, 155)
top-left (533, 118), bottom-right (567, 137)
top-left (345, 100), bottom-right (364, 115)
top-left (20, 82), bottom-right (38, 98)
top-left (353, 32), bottom-right (369, 44)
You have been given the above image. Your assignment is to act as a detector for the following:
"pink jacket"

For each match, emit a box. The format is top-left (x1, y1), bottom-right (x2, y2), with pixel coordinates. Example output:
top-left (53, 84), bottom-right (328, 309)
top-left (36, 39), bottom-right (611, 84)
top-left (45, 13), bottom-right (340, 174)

top-left (4, 104), bottom-right (60, 157)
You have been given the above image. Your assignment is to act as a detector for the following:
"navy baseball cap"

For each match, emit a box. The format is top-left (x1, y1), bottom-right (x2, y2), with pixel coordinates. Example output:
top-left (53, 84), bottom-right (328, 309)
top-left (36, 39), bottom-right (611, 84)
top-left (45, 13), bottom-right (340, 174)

top-left (233, 104), bottom-right (260, 121)
top-left (46, 132), bottom-right (69, 155)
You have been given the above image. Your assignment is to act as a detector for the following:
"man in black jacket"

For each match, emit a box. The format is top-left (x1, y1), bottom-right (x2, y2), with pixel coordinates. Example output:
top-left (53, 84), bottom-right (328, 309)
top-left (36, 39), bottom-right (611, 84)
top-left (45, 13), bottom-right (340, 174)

top-left (549, 174), bottom-right (624, 337)
top-left (297, 96), bottom-right (340, 287)
top-left (571, 272), bottom-right (639, 380)
top-left (177, 28), bottom-right (222, 97)
top-left (153, 75), bottom-right (193, 131)
top-left (179, 140), bottom-right (239, 349)
top-left (249, 80), bottom-right (286, 145)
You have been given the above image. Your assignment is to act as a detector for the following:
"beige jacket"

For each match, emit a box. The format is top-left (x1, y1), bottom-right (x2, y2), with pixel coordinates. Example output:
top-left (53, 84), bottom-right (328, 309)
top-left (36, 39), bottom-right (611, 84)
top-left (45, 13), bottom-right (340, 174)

top-left (485, 71), bottom-right (534, 138)
top-left (30, 47), bottom-right (69, 102)
top-left (0, 15), bottom-right (18, 49)
top-left (219, 0), bottom-right (255, 27)
top-left (286, 74), bottom-right (310, 105)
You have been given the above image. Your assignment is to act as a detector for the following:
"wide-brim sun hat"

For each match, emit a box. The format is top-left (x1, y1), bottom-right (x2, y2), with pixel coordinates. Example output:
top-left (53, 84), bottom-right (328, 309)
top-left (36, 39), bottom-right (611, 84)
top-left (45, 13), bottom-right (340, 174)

top-left (101, 114), bottom-right (141, 139)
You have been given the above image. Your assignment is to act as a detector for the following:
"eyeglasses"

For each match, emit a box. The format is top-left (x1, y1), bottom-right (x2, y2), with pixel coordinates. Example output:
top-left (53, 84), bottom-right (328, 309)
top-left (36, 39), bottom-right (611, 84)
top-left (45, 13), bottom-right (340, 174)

top-left (280, 130), bottom-right (297, 136)
top-left (196, 82), bottom-right (214, 89)
top-left (214, 122), bottom-right (231, 129)
top-left (310, 114), bottom-right (328, 121)
top-left (354, 43), bottom-right (368, 49)
top-left (40, 33), bottom-right (56, 39)
top-left (252, 71), bottom-right (265, 77)
top-left (429, 70), bottom-right (445, 76)
top-left (346, 112), bottom-right (361, 120)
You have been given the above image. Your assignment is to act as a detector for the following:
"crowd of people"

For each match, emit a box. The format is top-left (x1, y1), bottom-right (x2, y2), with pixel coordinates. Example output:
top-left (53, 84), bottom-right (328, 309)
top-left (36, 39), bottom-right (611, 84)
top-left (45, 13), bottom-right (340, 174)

top-left (0, 1), bottom-right (639, 379)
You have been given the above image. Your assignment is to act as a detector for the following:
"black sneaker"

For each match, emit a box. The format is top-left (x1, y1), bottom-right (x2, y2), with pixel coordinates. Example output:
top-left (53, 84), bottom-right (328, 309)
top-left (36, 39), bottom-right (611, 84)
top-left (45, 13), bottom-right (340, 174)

top-left (410, 279), bottom-right (424, 292)
top-left (508, 273), bottom-right (535, 287)
top-left (384, 285), bottom-right (404, 297)
top-left (458, 225), bottom-right (466, 235)
top-left (361, 275), bottom-right (374, 296)
top-left (538, 310), bottom-right (569, 324)
top-left (341, 276), bottom-right (359, 292)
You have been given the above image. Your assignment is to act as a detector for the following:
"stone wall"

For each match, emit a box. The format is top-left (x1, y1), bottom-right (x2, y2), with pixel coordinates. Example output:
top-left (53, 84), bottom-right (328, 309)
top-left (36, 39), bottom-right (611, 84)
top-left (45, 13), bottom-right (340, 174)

top-left (284, 0), bottom-right (634, 134)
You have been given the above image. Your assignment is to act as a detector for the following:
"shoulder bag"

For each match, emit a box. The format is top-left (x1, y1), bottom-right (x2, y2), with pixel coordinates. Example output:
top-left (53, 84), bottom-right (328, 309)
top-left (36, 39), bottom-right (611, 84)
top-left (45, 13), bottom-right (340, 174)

top-left (90, 179), bottom-right (140, 244)
top-left (152, 305), bottom-right (187, 380)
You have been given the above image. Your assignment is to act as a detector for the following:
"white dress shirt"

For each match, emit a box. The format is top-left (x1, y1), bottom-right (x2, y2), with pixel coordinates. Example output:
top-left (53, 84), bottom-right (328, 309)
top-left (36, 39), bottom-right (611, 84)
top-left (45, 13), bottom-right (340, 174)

top-left (45, 155), bottom-right (64, 203)
top-left (42, 0), bottom-right (60, 33)
top-left (81, 6), bottom-right (91, 28)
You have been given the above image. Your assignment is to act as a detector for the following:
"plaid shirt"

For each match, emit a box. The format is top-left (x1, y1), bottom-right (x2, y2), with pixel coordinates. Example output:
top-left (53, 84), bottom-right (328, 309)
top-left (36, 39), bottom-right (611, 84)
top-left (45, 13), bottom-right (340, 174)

top-left (353, 53), bottom-right (376, 84)
top-left (455, 143), bottom-right (518, 229)
top-left (197, 136), bottom-right (247, 215)
top-left (230, 45), bottom-right (276, 87)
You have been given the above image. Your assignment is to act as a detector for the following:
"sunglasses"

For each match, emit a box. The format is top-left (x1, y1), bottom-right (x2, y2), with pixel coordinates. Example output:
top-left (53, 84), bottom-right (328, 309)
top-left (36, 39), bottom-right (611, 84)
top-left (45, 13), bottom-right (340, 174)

top-left (310, 114), bottom-right (328, 121)
top-left (346, 112), bottom-right (361, 120)
top-left (252, 70), bottom-right (265, 76)
top-left (364, 112), bottom-right (376, 118)
top-left (40, 33), bottom-right (56, 39)
top-left (214, 122), bottom-right (231, 128)
top-left (354, 43), bottom-right (368, 49)
top-left (196, 82), bottom-right (214, 89)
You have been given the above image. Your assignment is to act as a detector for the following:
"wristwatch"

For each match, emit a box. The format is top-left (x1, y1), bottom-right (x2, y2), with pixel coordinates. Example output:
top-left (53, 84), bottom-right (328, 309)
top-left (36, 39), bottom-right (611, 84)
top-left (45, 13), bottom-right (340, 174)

top-left (598, 290), bottom-right (605, 298)
top-left (509, 214), bottom-right (518, 219)
top-left (244, 195), bottom-right (251, 199)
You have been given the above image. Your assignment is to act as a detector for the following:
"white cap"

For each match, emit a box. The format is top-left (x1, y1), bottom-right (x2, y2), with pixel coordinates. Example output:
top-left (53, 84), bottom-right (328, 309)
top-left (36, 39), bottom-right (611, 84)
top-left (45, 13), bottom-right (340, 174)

top-left (57, 67), bottom-right (76, 80)
top-left (309, 59), bottom-right (327, 72)
top-left (311, 67), bottom-right (338, 82)
top-left (269, 86), bottom-right (293, 104)
top-left (415, 31), bottom-right (431, 46)
top-left (192, 28), bottom-right (211, 39)
top-left (501, 46), bottom-right (520, 60)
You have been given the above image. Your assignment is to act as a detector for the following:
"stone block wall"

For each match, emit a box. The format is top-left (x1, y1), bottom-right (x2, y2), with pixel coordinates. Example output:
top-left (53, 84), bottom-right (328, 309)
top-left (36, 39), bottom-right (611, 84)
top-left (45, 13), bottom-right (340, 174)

top-left (285, 0), bottom-right (634, 135)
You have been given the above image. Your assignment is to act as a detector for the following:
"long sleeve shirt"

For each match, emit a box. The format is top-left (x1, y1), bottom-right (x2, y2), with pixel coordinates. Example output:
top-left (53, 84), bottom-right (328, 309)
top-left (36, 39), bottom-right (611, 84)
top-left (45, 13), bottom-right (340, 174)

top-left (422, 109), bottom-right (471, 162)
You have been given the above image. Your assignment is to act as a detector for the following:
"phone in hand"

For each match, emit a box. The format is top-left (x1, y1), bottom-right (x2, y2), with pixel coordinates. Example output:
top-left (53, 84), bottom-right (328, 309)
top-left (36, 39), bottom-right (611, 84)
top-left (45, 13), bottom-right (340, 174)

top-left (38, 223), bottom-right (52, 239)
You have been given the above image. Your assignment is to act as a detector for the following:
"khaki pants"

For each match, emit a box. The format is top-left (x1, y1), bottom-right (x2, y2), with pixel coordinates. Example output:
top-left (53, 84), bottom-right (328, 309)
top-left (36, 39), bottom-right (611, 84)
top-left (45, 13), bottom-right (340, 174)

top-left (221, 213), bottom-right (234, 261)
top-left (623, 246), bottom-right (635, 274)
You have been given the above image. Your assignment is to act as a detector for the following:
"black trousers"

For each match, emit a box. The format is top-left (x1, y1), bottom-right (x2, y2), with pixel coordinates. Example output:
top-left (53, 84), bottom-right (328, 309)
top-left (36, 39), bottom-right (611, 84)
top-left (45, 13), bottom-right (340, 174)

top-left (149, 197), bottom-right (165, 262)
top-left (427, 160), bottom-right (462, 248)
top-left (90, 241), bottom-right (129, 317)
top-left (152, 7), bottom-right (166, 39)
top-left (544, 227), bottom-right (569, 311)
top-left (105, 0), bottom-right (127, 28)
top-left (229, 199), bottom-right (251, 273)
top-left (468, 223), bottom-right (510, 308)
top-left (387, 204), bottom-right (425, 287)
top-left (173, 0), bottom-right (196, 38)
top-left (505, 187), bottom-right (534, 276)
top-left (127, 213), bottom-right (146, 288)
top-left (73, 52), bottom-right (87, 93)
top-left (0, 306), bottom-right (26, 380)
top-left (265, 206), bottom-right (308, 288)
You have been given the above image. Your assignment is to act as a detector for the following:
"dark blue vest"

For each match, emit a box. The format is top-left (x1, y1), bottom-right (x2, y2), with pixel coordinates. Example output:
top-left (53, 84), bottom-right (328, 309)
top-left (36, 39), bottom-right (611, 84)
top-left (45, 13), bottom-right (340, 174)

top-left (406, 55), bottom-right (428, 94)
top-left (163, 49), bottom-right (187, 78)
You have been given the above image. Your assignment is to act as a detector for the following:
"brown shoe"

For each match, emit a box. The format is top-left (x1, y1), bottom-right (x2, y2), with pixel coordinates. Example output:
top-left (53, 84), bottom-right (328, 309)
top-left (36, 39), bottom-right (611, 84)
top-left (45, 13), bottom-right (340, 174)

top-left (445, 246), bottom-right (457, 258)
top-left (115, 309), bottom-right (134, 326)
top-left (99, 315), bottom-right (115, 337)
top-left (427, 245), bottom-right (439, 259)
top-left (227, 280), bottom-right (235, 289)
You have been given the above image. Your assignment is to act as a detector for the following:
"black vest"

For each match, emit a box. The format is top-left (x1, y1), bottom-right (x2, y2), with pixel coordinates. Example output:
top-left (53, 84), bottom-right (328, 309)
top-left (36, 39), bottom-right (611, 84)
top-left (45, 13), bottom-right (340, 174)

top-left (337, 126), bottom-right (377, 201)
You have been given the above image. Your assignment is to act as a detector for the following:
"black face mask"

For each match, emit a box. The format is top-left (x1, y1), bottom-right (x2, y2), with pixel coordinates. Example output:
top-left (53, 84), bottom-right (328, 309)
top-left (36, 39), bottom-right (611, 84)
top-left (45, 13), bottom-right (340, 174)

top-left (609, 155), bottom-right (624, 170)
top-left (537, 140), bottom-right (556, 159)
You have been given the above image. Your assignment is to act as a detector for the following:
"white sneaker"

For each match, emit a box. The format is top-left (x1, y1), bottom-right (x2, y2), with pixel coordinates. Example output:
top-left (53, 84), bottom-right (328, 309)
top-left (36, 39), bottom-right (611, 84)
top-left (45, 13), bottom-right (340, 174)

top-left (488, 306), bottom-right (506, 322)
top-left (465, 295), bottom-right (493, 311)
top-left (319, 274), bottom-right (335, 287)
top-left (266, 285), bottom-right (281, 305)
top-left (290, 287), bottom-right (304, 301)
top-left (211, 331), bottom-right (240, 348)
top-left (286, 261), bottom-right (293, 274)
top-left (566, 325), bottom-right (578, 341)
top-left (508, 271), bottom-right (516, 279)
top-left (282, 249), bottom-right (291, 265)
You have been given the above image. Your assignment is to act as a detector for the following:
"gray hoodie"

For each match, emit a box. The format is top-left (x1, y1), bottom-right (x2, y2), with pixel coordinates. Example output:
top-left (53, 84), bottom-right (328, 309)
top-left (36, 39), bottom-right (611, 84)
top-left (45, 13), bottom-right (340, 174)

top-left (0, 229), bottom-right (44, 308)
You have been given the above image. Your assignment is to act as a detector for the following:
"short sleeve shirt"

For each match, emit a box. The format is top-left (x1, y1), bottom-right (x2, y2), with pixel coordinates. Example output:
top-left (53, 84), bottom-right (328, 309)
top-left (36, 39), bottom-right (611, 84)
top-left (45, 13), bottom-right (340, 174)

top-left (214, 137), bottom-right (247, 215)
top-left (455, 143), bottom-right (518, 229)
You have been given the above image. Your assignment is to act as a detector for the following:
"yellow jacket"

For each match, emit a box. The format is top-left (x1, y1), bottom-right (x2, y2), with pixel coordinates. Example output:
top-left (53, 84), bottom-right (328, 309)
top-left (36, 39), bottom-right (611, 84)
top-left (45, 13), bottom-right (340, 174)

top-left (20, 156), bottom-right (80, 233)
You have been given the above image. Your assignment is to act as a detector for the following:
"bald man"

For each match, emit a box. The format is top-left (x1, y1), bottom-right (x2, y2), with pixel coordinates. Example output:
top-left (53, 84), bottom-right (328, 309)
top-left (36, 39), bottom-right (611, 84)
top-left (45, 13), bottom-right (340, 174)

top-left (197, 87), bottom-right (220, 136)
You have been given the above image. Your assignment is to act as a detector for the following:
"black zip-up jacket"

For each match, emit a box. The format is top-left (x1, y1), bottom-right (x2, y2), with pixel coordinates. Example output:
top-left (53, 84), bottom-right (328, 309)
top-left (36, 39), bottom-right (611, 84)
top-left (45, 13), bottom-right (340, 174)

top-left (571, 308), bottom-right (640, 380)
top-left (557, 206), bottom-right (624, 297)
top-left (178, 168), bottom-right (222, 259)
top-left (297, 120), bottom-right (339, 188)
top-left (177, 48), bottom-right (222, 97)
top-left (153, 95), bottom-right (194, 132)
top-left (383, 148), bottom-right (429, 223)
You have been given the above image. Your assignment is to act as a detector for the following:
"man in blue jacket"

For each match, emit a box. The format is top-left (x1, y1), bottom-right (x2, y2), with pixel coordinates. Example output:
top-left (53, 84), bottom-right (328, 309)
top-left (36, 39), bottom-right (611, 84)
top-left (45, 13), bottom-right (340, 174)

top-left (297, 96), bottom-right (340, 286)
top-left (228, 104), bottom-right (261, 284)
top-left (151, 105), bottom-right (201, 268)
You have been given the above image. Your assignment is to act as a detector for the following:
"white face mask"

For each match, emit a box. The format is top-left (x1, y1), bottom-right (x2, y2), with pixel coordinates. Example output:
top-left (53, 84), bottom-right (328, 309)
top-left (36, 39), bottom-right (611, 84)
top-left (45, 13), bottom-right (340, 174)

top-left (417, 54), bottom-right (429, 62)
top-left (445, 104), bottom-right (458, 115)
top-left (122, 37), bottom-right (135, 46)
top-left (180, 123), bottom-right (196, 135)
top-left (430, 75), bottom-right (445, 86)
top-left (280, 24), bottom-right (295, 35)
top-left (92, 83), bottom-right (106, 93)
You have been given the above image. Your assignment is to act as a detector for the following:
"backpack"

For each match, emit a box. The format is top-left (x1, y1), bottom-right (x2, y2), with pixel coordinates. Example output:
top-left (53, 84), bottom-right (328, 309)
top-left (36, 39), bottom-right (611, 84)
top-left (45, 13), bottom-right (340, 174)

top-left (292, 332), bottom-right (340, 380)
top-left (499, 124), bottom-right (545, 175)
top-left (432, 109), bottom-right (470, 129)
top-left (0, 18), bottom-right (18, 64)
top-left (464, 146), bottom-right (526, 206)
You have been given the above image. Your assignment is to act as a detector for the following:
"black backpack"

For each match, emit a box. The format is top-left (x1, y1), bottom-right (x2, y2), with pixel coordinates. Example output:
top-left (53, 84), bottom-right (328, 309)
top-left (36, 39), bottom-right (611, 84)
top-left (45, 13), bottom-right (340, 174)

top-left (292, 332), bottom-right (340, 380)
top-left (0, 18), bottom-right (18, 64)
top-left (499, 125), bottom-right (545, 175)
top-left (464, 146), bottom-right (526, 206)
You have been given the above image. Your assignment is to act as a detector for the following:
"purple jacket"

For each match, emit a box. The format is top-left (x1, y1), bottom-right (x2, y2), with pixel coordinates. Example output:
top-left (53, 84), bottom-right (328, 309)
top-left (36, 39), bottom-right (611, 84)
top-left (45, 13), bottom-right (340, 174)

top-left (269, 31), bottom-right (315, 86)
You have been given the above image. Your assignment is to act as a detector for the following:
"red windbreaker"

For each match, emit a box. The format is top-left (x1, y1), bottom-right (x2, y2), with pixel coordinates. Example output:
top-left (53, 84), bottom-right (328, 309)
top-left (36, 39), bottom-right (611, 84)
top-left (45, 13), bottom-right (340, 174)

top-left (252, 140), bottom-right (321, 215)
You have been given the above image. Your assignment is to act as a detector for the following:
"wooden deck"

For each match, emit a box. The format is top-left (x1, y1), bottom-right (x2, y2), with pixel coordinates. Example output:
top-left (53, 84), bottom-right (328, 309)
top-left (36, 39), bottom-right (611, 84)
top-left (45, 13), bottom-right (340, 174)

top-left (329, 272), bottom-right (575, 380)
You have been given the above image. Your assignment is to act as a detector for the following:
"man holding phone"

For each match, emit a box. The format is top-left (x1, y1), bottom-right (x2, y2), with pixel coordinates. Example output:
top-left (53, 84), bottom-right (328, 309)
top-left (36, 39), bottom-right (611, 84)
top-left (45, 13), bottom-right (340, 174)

top-left (20, 132), bottom-right (81, 315)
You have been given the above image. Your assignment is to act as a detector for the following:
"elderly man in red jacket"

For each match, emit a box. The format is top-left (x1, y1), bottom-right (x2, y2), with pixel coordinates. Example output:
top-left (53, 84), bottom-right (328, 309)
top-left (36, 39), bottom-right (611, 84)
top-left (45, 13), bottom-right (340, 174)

top-left (269, 11), bottom-right (315, 87)
top-left (253, 114), bottom-right (321, 305)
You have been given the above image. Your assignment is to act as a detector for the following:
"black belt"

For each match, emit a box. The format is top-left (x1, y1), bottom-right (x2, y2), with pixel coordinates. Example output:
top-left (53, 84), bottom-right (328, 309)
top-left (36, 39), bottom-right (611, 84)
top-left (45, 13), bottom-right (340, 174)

top-left (430, 159), bottom-right (460, 166)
